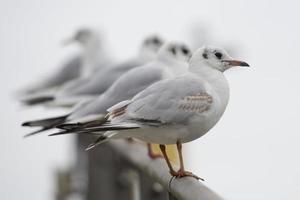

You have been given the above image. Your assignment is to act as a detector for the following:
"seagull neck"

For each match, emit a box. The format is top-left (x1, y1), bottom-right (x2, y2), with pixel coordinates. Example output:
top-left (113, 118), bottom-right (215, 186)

top-left (157, 53), bottom-right (178, 65)
top-left (81, 42), bottom-right (107, 78)
top-left (190, 63), bottom-right (230, 106)
top-left (139, 49), bottom-right (156, 62)
top-left (155, 54), bottom-right (187, 75)
top-left (83, 41), bottom-right (103, 63)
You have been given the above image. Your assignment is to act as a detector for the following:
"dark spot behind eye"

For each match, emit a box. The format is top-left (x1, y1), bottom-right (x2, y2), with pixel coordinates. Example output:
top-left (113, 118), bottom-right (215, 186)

top-left (181, 46), bottom-right (190, 55)
top-left (170, 46), bottom-right (176, 55)
top-left (202, 53), bottom-right (208, 59)
top-left (215, 52), bottom-right (223, 59)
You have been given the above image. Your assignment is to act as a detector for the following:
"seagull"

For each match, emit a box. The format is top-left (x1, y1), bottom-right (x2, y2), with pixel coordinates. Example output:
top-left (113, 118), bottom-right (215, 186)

top-left (20, 28), bottom-right (110, 101)
top-left (19, 55), bottom-right (82, 96)
top-left (57, 46), bottom-right (249, 180)
top-left (64, 28), bottom-right (112, 78)
top-left (21, 39), bottom-right (180, 137)
top-left (22, 35), bottom-right (164, 107)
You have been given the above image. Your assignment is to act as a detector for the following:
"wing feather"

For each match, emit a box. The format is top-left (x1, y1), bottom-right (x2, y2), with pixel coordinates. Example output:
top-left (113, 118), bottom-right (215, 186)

top-left (110, 74), bottom-right (214, 125)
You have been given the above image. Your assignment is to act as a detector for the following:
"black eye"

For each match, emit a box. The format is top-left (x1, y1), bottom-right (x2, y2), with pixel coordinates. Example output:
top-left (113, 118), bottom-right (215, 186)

top-left (152, 37), bottom-right (161, 45)
top-left (215, 52), bottom-right (223, 59)
top-left (181, 46), bottom-right (190, 55)
top-left (202, 53), bottom-right (208, 59)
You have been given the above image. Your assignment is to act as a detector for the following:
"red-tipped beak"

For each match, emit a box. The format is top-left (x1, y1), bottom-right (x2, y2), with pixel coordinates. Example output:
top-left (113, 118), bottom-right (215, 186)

top-left (222, 60), bottom-right (250, 67)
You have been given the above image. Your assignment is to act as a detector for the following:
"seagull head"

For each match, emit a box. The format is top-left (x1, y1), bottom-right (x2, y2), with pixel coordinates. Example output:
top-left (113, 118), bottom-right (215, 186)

top-left (63, 28), bottom-right (102, 48)
top-left (190, 46), bottom-right (249, 72)
top-left (139, 35), bottom-right (164, 59)
top-left (157, 42), bottom-right (192, 63)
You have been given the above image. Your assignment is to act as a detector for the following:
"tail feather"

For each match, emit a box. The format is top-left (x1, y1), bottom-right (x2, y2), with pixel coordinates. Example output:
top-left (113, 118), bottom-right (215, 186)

top-left (22, 96), bottom-right (55, 105)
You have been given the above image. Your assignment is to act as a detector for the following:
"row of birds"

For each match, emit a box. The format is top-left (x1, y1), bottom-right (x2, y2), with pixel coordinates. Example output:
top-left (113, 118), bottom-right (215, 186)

top-left (20, 28), bottom-right (249, 180)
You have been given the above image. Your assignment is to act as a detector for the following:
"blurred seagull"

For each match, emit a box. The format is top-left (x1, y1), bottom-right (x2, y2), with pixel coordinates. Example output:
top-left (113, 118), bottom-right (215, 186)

top-left (21, 40), bottom-right (184, 137)
top-left (22, 35), bottom-right (164, 107)
top-left (20, 28), bottom-right (110, 99)
top-left (58, 46), bottom-right (249, 180)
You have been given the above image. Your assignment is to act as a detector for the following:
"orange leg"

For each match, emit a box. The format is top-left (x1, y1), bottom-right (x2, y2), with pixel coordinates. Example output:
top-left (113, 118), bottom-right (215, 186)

top-left (159, 144), bottom-right (177, 175)
top-left (147, 143), bottom-right (163, 159)
top-left (175, 140), bottom-right (204, 181)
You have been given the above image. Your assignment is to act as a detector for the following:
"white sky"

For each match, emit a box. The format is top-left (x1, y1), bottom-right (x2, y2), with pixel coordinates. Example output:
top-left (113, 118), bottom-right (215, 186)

top-left (0, 0), bottom-right (300, 199)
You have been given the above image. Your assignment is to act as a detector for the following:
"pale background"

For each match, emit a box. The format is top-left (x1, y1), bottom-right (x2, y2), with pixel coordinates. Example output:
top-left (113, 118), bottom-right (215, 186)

top-left (1, 0), bottom-right (300, 199)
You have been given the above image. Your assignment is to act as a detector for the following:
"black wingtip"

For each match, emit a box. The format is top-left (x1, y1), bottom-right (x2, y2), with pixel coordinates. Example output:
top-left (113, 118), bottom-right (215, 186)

top-left (56, 117), bottom-right (108, 131)
top-left (48, 130), bottom-right (70, 136)
top-left (21, 114), bottom-right (69, 128)
top-left (22, 122), bottom-right (30, 126)
top-left (23, 96), bottom-right (55, 106)
top-left (56, 123), bottom-right (82, 130)
top-left (23, 127), bottom-right (49, 138)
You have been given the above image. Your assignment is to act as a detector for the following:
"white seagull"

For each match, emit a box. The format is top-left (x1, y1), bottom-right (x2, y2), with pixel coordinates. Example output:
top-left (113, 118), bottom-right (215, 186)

top-left (60, 46), bottom-right (249, 180)
top-left (21, 28), bottom-right (112, 105)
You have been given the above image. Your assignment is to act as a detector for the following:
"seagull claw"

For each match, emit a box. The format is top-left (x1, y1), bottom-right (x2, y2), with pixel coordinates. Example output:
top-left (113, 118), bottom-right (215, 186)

top-left (170, 170), bottom-right (204, 181)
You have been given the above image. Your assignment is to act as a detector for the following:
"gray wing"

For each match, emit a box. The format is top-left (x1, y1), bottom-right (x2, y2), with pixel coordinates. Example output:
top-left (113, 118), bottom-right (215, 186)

top-left (57, 78), bottom-right (88, 95)
top-left (65, 58), bottom-right (145, 96)
top-left (70, 63), bottom-right (164, 119)
top-left (113, 75), bottom-right (214, 125)
top-left (46, 55), bottom-right (82, 87)
top-left (24, 55), bottom-right (82, 94)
